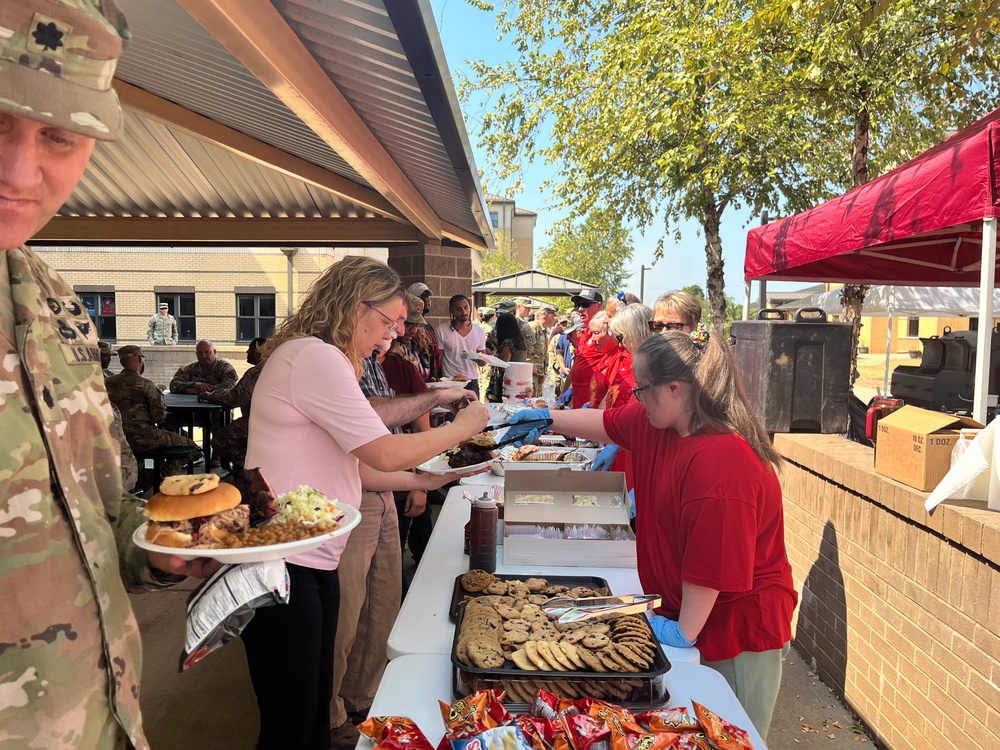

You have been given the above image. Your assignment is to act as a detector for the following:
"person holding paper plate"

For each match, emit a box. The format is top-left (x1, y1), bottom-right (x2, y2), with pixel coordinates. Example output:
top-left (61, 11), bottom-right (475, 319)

top-left (502, 329), bottom-right (796, 741)
top-left (244, 256), bottom-right (488, 750)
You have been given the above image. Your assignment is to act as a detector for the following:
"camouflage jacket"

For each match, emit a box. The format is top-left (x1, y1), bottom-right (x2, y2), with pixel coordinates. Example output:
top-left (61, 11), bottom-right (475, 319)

top-left (0, 247), bottom-right (158, 750)
top-left (105, 369), bottom-right (168, 429)
top-left (168, 358), bottom-right (238, 394)
top-left (146, 313), bottom-right (178, 345)
top-left (205, 362), bottom-right (263, 413)
top-left (528, 320), bottom-right (549, 373)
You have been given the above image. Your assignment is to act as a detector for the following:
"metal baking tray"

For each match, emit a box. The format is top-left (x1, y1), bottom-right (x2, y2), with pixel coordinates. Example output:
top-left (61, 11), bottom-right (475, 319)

top-left (451, 602), bottom-right (671, 709)
top-left (449, 573), bottom-right (611, 620)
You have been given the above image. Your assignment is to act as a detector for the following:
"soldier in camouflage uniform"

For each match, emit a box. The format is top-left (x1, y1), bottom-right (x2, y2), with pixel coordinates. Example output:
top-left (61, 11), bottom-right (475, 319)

top-left (200, 337), bottom-right (266, 468)
top-left (169, 338), bottom-right (238, 394)
top-left (528, 302), bottom-right (557, 397)
top-left (147, 301), bottom-right (178, 345)
top-left (106, 345), bottom-right (202, 473)
top-left (99, 339), bottom-right (116, 376)
top-left (0, 3), bottom-right (217, 747)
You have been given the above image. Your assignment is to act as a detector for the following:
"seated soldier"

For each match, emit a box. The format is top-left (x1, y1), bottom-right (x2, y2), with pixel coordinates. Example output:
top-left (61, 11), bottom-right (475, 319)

top-left (168, 339), bottom-right (238, 395)
top-left (106, 346), bottom-right (202, 477)
top-left (200, 337), bottom-right (266, 469)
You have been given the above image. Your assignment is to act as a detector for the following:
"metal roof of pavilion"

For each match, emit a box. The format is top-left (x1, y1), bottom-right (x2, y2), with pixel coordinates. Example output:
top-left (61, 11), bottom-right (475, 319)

top-left (472, 270), bottom-right (601, 296)
top-left (35, 0), bottom-right (494, 252)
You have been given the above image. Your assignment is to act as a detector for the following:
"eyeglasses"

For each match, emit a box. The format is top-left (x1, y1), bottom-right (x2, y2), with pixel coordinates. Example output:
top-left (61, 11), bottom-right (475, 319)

top-left (631, 383), bottom-right (655, 400)
top-left (365, 302), bottom-right (398, 334)
top-left (649, 320), bottom-right (687, 333)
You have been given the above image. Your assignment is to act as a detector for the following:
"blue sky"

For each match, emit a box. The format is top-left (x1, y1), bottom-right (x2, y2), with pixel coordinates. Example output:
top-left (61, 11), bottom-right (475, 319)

top-left (430, 0), bottom-right (806, 303)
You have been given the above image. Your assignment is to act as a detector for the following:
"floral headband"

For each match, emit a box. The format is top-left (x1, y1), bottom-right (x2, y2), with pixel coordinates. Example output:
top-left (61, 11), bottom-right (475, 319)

top-left (690, 322), bottom-right (710, 345)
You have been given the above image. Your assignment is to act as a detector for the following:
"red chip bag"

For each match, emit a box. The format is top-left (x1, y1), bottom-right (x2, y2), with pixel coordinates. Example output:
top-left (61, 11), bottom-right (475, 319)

top-left (692, 702), bottom-right (754, 750)
top-left (356, 716), bottom-right (436, 750)
top-left (586, 701), bottom-right (645, 738)
top-left (516, 715), bottom-right (558, 750)
top-left (560, 712), bottom-right (611, 750)
top-left (611, 732), bottom-right (709, 750)
top-left (635, 708), bottom-right (700, 734)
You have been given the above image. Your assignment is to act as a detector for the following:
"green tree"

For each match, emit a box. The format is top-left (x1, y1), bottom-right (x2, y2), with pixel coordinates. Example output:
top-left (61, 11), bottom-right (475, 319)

top-left (480, 229), bottom-right (526, 280)
top-left (461, 0), bottom-right (999, 332)
top-left (535, 212), bottom-right (635, 299)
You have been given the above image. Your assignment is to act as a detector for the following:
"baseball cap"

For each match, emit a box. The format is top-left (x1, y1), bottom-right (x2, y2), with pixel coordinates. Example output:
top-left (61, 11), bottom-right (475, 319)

top-left (158, 302), bottom-right (169, 309)
top-left (118, 344), bottom-right (143, 359)
top-left (97, 340), bottom-right (116, 354)
top-left (516, 297), bottom-right (540, 309)
top-left (404, 293), bottom-right (427, 326)
top-left (564, 321), bottom-right (585, 335)
top-left (557, 317), bottom-right (572, 328)
top-left (0, 0), bottom-right (131, 141)
top-left (407, 282), bottom-right (432, 297)
top-left (571, 288), bottom-right (604, 307)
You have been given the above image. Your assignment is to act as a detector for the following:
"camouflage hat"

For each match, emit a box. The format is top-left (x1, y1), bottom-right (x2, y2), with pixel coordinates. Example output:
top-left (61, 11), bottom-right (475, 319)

top-left (477, 306), bottom-right (492, 315)
top-left (158, 302), bottom-right (169, 309)
top-left (557, 317), bottom-right (572, 328)
top-left (404, 293), bottom-right (427, 326)
top-left (494, 299), bottom-right (515, 312)
top-left (0, 0), bottom-right (131, 141)
top-left (117, 344), bottom-right (142, 360)
top-left (540, 303), bottom-right (558, 314)
top-left (516, 297), bottom-right (540, 309)
top-left (97, 340), bottom-right (115, 354)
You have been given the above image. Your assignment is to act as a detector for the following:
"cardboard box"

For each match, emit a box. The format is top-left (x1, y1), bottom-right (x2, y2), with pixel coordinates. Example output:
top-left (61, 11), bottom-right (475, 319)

top-left (502, 469), bottom-right (635, 567)
top-left (874, 406), bottom-right (983, 491)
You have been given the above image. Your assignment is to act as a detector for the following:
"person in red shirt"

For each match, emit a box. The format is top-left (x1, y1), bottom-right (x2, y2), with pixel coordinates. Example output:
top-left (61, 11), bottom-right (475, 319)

top-left (505, 330), bottom-right (796, 740)
top-left (569, 288), bottom-right (606, 408)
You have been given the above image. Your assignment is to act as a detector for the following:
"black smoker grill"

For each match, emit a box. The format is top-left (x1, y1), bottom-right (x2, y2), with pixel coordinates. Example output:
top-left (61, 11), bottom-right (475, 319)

top-left (890, 326), bottom-right (1000, 412)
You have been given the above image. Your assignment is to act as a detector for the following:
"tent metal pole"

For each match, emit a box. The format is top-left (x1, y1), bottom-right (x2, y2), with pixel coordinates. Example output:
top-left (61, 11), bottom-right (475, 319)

top-left (973, 217), bottom-right (998, 424)
top-left (883, 311), bottom-right (893, 396)
top-left (743, 280), bottom-right (751, 320)
top-left (759, 280), bottom-right (768, 313)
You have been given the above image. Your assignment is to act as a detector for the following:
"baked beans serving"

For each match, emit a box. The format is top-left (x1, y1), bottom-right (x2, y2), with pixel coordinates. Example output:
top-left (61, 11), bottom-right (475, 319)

top-left (218, 520), bottom-right (338, 548)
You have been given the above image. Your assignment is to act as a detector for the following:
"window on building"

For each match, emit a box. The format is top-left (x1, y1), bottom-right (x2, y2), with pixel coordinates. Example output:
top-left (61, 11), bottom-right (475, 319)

top-left (77, 291), bottom-right (117, 339)
top-left (157, 293), bottom-right (196, 341)
top-left (237, 294), bottom-right (276, 341)
top-left (489, 211), bottom-right (499, 229)
top-left (906, 317), bottom-right (920, 337)
top-left (970, 317), bottom-right (979, 331)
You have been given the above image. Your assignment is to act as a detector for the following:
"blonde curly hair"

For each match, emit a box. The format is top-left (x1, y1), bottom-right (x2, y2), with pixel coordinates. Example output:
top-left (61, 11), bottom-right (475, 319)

top-left (261, 256), bottom-right (404, 378)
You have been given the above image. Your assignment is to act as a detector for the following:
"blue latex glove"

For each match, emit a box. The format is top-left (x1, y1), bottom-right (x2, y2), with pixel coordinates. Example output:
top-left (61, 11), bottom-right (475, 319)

top-left (628, 488), bottom-right (636, 519)
top-left (505, 408), bottom-right (551, 446)
top-left (648, 615), bottom-right (697, 648)
top-left (581, 402), bottom-right (590, 409)
top-left (590, 444), bottom-right (619, 471)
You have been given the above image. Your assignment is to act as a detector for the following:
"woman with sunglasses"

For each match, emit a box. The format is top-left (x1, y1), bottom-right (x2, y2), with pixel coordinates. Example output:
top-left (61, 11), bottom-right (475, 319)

top-left (243, 256), bottom-right (489, 749)
top-left (505, 329), bottom-right (796, 741)
top-left (650, 290), bottom-right (703, 334)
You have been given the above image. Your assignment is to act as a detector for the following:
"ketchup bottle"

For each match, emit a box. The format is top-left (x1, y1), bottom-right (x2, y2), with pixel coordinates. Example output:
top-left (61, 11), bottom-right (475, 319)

top-left (468, 496), bottom-right (498, 573)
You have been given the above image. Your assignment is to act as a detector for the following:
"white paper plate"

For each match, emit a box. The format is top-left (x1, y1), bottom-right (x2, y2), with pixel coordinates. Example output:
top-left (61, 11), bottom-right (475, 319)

top-left (416, 456), bottom-right (495, 475)
top-left (132, 504), bottom-right (362, 564)
top-left (426, 378), bottom-right (470, 390)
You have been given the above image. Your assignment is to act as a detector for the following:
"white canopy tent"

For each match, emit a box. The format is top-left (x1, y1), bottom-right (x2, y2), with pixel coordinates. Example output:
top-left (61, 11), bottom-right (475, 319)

top-left (789, 285), bottom-right (1000, 395)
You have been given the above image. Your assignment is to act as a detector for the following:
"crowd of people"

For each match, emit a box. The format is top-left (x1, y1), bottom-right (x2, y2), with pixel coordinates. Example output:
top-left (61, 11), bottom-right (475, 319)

top-left (1, 2), bottom-right (795, 749)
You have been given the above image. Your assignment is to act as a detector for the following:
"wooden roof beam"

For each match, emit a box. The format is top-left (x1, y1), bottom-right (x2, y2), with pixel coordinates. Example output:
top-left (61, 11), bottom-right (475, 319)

top-left (179, 0), bottom-right (443, 241)
top-left (32, 217), bottom-right (422, 245)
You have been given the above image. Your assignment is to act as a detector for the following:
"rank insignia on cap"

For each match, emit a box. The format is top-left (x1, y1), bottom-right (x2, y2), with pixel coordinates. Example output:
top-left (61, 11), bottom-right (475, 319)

top-left (29, 14), bottom-right (71, 57)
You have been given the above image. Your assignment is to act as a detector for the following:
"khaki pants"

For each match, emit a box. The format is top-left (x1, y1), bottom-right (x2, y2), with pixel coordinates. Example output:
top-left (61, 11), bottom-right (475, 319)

top-left (702, 641), bottom-right (790, 741)
top-left (330, 490), bottom-right (402, 726)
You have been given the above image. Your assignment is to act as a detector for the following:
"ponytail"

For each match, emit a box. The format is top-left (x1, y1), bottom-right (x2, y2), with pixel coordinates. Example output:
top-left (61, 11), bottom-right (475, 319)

top-left (634, 332), bottom-right (781, 468)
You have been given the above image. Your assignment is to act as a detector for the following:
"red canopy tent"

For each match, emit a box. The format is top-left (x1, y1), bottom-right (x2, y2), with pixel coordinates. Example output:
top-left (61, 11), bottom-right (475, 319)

top-left (744, 107), bottom-right (1000, 421)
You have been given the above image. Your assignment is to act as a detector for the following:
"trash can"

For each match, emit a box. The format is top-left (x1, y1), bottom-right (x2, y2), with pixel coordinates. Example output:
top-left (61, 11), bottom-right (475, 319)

top-left (731, 308), bottom-right (852, 433)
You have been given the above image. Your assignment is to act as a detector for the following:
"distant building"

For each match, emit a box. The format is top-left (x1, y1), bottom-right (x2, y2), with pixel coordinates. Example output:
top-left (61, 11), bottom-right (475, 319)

top-left (485, 193), bottom-right (537, 269)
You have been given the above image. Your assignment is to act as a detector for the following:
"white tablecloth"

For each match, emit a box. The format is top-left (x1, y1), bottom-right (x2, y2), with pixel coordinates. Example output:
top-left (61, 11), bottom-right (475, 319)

top-left (387, 486), bottom-right (699, 664)
top-left (359, 655), bottom-right (767, 749)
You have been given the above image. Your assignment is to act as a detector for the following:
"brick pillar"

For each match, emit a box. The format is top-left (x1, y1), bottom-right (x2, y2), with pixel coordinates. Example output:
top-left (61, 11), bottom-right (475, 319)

top-left (387, 239), bottom-right (473, 327)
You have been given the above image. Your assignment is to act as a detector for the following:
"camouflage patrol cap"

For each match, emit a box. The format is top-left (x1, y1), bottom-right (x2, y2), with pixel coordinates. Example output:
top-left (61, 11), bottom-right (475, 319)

top-left (0, 0), bottom-right (131, 141)
top-left (97, 340), bottom-right (115, 354)
top-left (540, 303), bottom-right (558, 314)
top-left (117, 344), bottom-right (142, 360)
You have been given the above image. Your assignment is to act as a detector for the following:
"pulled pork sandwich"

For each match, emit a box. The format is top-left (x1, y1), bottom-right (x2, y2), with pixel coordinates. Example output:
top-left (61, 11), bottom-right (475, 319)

top-left (447, 433), bottom-right (497, 469)
top-left (145, 482), bottom-right (250, 548)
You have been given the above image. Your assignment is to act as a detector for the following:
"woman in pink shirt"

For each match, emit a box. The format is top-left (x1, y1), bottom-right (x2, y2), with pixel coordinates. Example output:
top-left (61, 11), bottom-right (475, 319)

top-left (243, 256), bottom-right (488, 750)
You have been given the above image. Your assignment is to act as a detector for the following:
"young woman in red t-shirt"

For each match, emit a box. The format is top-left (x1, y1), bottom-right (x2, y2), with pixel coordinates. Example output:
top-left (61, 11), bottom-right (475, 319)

top-left (506, 330), bottom-right (797, 740)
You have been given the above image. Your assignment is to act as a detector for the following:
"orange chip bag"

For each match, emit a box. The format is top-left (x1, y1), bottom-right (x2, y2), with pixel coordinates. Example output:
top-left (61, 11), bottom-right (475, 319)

top-left (356, 716), bottom-right (436, 750)
top-left (635, 708), bottom-right (700, 734)
top-left (440, 690), bottom-right (513, 739)
top-left (692, 703), bottom-right (754, 750)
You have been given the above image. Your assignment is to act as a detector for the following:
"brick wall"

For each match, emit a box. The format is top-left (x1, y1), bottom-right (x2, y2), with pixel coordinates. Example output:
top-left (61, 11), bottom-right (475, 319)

top-left (388, 241), bottom-right (474, 326)
top-left (776, 434), bottom-right (1000, 750)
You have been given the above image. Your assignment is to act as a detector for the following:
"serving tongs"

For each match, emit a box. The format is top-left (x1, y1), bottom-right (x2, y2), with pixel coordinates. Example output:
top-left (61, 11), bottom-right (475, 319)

top-left (542, 594), bottom-right (661, 624)
top-left (479, 418), bottom-right (554, 451)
